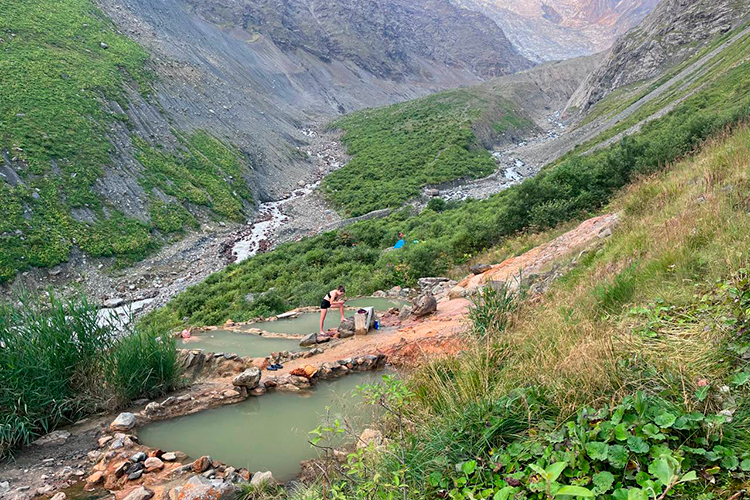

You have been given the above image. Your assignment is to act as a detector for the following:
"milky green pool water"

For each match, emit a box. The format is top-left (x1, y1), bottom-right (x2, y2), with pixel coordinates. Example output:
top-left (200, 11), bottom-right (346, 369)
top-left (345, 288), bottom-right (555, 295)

top-left (244, 297), bottom-right (409, 336)
top-left (179, 330), bottom-right (302, 358)
top-left (138, 372), bottom-right (387, 481)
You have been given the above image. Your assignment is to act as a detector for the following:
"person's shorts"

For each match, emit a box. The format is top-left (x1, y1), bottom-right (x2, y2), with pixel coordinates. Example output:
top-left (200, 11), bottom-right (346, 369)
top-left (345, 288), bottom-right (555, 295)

top-left (320, 299), bottom-right (331, 309)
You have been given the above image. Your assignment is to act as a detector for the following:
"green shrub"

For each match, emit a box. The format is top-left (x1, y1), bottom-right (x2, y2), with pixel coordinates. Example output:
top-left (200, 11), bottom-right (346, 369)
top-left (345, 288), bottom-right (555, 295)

top-left (0, 294), bottom-right (179, 456)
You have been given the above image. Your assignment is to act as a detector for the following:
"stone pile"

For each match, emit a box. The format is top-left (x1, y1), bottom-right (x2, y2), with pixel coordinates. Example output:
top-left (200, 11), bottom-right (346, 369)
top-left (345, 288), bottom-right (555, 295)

top-left (264, 354), bottom-right (387, 392)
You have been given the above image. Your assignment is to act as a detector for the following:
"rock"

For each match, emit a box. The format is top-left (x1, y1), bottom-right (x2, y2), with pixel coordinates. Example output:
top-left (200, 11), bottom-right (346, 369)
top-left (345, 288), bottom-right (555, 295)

top-left (372, 290), bottom-right (386, 298)
top-left (162, 396), bottom-right (177, 406)
top-left (412, 293), bottom-right (437, 318)
top-left (0, 481), bottom-right (10, 496)
top-left (110, 412), bottom-right (137, 431)
top-left (598, 227), bottom-right (613, 239)
top-left (145, 402), bottom-right (161, 414)
top-left (86, 471), bottom-right (104, 485)
top-left (51, 492), bottom-right (66, 500)
top-left (130, 451), bottom-right (147, 462)
top-left (338, 318), bottom-right (355, 338)
top-left (232, 368), bottom-right (261, 389)
top-left (250, 471), bottom-right (274, 488)
top-left (162, 452), bottom-right (178, 462)
top-left (470, 264), bottom-right (492, 275)
top-left (357, 428), bottom-right (384, 450)
top-left (103, 297), bottom-right (126, 308)
top-left (192, 455), bottom-right (212, 473)
top-left (426, 188), bottom-right (440, 197)
top-left (398, 306), bottom-right (412, 320)
top-left (222, 389), bottom-right (240, 398)
top-left (299, 333), bottom-right (317, 347)
top-left (98, 436), bottom-right (113, 447)
top-left (448, 286), bottom-right (467, 300)
top-left (128, 470), bottom-right (143, 481)
top-left (33, 430), bottom-right (71, 447)
top-left (123, 486), bottom-right (154, 500)
top-left (99, 41), bottom-right (109, 49)
top-left (417, 277), bottom-right (450, 291)
top-left (87, 450), bottom-right (102, 462)
top-left (250, 385), bottom-right (267, 397)
top-left (177, 476), bottom-right (237, 500)
top-left (144, 457), bottom-right (164, 471)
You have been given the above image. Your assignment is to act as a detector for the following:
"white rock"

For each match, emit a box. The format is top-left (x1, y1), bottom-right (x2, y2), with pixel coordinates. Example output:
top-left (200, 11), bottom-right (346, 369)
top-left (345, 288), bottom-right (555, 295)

top-left (250, 471), bottom-right (274, 488)
top-left (51, 492), bottom-right (66, 500)
top-left (110, 412), bottom-right (136, 431)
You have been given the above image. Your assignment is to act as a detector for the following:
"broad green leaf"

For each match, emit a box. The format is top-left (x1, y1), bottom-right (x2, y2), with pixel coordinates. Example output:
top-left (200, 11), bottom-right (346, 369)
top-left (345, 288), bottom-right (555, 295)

top-left (649, 457), bottom-right (676, 487)
top-left (429, 471), bottom-right (442, 487)
top-left (493, 487), bottom-right (516, 500)
top-left (679, 470), bottom-right (698, 483)
top-left (586, 442), bottom-right (609, 461)
top-left (628, 488), bottom-right (649, 500)
top-left (615, 423), bottom-right (629, 441)
top-left (612, 489), bottom-right (629, 500)
top-left (546, 461), bottom-right (569, 483)
top-left (553, 485), bottom-right (594, 498)
top-left (608, 445), bottom-right (629, 469)
top-left (740, 459), bottom-right (750, 472)
top-left (462, 460), bottom-right (477, 475)
top-left (627, 436), bottom-right (650, 454)
top-left (642, 423), bottom-right (665, 440)
top-left (730, 371), bottom-right (750, 386)
top-left (592, 471), bottom-right (615, 493)
top-left (654, 412), bottom-right (676, 428)
top-left (721, 455), bottom-right (739, 471)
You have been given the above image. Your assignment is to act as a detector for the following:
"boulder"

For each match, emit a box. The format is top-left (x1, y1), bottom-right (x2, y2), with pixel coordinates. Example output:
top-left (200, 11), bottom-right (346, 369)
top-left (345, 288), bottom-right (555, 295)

top-left (398, 306), bottom-right (412, 320)
top-left (470, 264), bottom-right (492, 275)
top-left (144, 457), bottom-right (164, 472)
top-left (357, 429), bottom-right (384, 451)
top-left (33, 430), bottom-right (70, 447)
top-left (130, 451), bottom-right (147, 462)
top-left (338, 318), bottom-right (355, 338)
top-left (250, 471), bottom-right (274, 488)
top-left (192, 455), bottom-right (212, 473)
top-left (110, 412), bottom-right (137, 431)
top-left (123, 487), bottom-right (154, 500)
top-left (412, 294), bottom-right (437, 318)
top-left (299, 333), bottom-right (317, 347)
top-left (162, 452), bottom-right (178, 462)
top-left (86, 471), bottom-right (104, 485)
top-left (448, 286), bottom-right (467, 300)
top-left (177, 476), bottom-right (237, 500)
top-left (232, 368), bottom-right (261, 389)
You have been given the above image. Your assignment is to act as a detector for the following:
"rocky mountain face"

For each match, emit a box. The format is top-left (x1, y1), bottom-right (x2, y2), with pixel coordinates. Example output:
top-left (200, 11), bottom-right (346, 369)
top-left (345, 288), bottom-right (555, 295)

top-left (180, 0), bottom-right (532, 80)
top-left (452, 0), bottom-right (661, 62)
top-left (568, 0), bottom-right (750, 112)
top-left (97, 0), bottom-right (531, 199)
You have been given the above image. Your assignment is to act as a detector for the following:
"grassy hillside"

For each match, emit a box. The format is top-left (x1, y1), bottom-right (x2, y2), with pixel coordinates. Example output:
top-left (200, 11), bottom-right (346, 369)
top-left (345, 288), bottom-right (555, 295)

top-left (301, 123), bottom-right (750, 500)
top-left (143, 26), bottom-right (750, 330)
top-left (0, 0), bottom-right (253, 283)
top-left (323, 88), bottom-right (535, 216)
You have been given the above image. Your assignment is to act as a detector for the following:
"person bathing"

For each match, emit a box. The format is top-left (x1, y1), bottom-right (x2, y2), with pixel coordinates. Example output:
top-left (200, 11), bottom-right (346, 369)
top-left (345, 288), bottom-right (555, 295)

top-left (320, 285), bottom-right (346, 335)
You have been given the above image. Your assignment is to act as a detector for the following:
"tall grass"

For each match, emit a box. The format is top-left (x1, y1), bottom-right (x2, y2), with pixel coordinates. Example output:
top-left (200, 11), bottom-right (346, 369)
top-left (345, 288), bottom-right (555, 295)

top-left (0, 294), bottom-right (179, 457)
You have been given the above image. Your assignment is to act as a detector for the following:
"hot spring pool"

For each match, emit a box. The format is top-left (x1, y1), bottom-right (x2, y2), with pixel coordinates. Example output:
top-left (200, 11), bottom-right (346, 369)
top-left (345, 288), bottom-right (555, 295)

top-left (180, 329), bottom-right (302, 358)
top-left (243, 297), bottom-right (409, 336)
top-left (138, 372), bottom-right (387, 481)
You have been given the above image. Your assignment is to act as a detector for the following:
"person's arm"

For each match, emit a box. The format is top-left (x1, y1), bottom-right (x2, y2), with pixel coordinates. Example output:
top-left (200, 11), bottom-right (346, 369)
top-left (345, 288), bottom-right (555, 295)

top-left (331, 291), bottom-right (346, 305)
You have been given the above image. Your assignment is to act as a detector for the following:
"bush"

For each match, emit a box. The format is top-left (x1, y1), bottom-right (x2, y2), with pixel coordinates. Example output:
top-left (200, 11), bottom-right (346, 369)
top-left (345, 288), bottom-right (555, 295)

top-left (0, 294), bottom-right (179, 457)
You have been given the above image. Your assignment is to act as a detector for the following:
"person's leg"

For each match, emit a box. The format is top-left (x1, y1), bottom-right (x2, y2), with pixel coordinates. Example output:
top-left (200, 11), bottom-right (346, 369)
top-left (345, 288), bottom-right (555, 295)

top-left (319, 308), bottom-right (327, 335)
top-left (337, 303), bottom-right (345, 321)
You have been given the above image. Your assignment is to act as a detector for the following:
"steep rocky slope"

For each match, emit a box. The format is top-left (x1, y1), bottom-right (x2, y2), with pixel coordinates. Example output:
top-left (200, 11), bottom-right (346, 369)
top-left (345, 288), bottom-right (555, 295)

top-left (568, 0), bottom-right (750, 112)
top-left (452, 0), bottom-right (660, 62)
